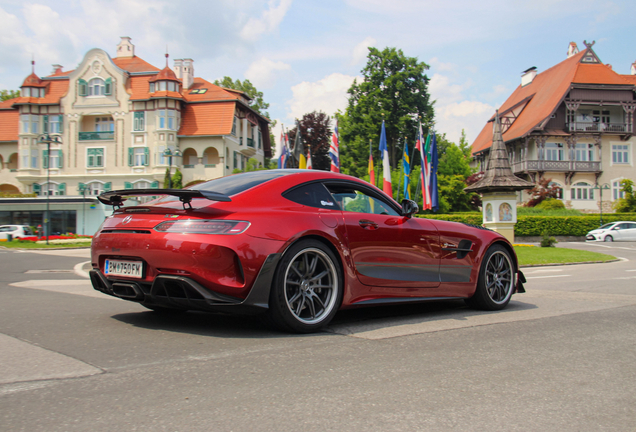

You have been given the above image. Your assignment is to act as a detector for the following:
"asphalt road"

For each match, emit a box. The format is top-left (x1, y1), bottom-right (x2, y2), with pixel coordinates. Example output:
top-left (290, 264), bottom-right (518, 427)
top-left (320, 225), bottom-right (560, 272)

top-left (1, 242), bottom-right (635, 431)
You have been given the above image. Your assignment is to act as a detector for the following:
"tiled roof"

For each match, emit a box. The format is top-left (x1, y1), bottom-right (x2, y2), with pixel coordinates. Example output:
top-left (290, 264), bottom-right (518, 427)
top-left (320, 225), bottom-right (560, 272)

top-left (8, 80), bottom-right (69, 106)
top-left (0, 101), bottom-right (19, 141)
top-left (621, 74), bottom-right (636, 85)
top-left (21, 72), bottom-right (46, 87)
top-left (471, 49), bottom-right (636, 155)
top-left (182, 78), bottom-right (241, 102)
top-left (179, 101), bottom-right (236, 136)
top-left (149, 66), bottom-right (180, 83)
top-left (112, 56), bottom-right (160, 73)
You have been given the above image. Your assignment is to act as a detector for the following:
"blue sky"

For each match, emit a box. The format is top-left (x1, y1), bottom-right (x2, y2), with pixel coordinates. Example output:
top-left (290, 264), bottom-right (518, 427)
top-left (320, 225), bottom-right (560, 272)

top-left (1, 0), bottom-right (634, 156)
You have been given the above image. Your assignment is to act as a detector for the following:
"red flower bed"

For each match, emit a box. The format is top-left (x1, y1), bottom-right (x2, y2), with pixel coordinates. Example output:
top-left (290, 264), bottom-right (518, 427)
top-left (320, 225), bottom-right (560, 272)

top-left (19, 234), bottom-right (93, 242)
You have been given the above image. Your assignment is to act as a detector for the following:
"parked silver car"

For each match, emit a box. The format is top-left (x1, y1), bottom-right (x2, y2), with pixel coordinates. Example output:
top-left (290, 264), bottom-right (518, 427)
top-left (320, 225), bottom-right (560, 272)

top-left (586, 221), bottom-right (636, 242)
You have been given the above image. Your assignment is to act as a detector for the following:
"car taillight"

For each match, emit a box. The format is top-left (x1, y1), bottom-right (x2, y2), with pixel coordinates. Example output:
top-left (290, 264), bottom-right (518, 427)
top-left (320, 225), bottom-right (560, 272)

top-left (154, 220), bottom-right (250, 235)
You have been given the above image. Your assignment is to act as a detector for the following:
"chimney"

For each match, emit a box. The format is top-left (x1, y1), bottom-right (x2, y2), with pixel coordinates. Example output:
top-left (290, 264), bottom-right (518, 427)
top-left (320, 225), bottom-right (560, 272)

top-left (182, 58), bottom-right (194, 90)
top-left (51, 64), bottom-right (63, 74)
top-left (567, 42), bottom-right (579, 58)
top-left (174, 59), bottom-right (183, 79)
top-left (116, 36), bottom-right (135, 58)
top-left (521, 67), bottom-right (537, 86)
top-left (631, 61), bottom-right (636, 75)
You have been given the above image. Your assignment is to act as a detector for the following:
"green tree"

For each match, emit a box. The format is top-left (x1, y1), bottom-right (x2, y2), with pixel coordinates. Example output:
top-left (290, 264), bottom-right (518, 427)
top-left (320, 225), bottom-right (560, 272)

top-left (337, 47), bottom-right (434, 179)
top-left (171, 168), bottom-right (183, 189)
top-left (163, 168), bottom-right (171, 188)
top-left (614, 179), bottom-right (636, 212)
top-left (0, 89), bottom-right (19, 101)
top-left (436, 132), bottom-right (473, 178)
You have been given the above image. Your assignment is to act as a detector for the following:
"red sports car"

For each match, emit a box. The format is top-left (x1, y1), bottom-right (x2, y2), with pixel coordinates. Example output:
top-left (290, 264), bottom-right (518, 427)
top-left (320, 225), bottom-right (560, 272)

top-left (91, 170), bottom-right (525, 333)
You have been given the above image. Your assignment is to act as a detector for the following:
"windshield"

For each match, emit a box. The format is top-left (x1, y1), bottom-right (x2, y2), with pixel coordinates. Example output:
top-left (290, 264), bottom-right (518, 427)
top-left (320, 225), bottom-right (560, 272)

top-left (598, 223), bottom-right (616, 230)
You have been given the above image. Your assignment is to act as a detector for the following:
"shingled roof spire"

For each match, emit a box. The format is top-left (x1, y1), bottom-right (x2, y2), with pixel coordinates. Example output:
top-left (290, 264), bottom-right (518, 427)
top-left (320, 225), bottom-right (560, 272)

top-left (464, 111), bottom-right (534, 193)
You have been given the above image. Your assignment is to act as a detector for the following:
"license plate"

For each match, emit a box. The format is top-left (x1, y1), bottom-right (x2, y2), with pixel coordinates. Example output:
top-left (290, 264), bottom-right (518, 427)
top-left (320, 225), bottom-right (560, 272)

top-left (105, 259), bottom-right (144, 278)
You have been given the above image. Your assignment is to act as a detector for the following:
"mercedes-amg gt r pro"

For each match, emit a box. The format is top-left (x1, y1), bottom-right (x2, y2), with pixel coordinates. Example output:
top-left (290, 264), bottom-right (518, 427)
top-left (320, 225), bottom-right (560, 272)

top-left (91, 170), bottom-right (526, 333)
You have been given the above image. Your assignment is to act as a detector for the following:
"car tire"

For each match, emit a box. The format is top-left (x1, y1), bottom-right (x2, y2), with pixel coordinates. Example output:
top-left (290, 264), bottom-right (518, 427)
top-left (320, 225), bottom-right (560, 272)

top-left (465, 244), bottom-right (515, 311)
top-left (268, 239), bottom-right (342, 333)
top-left (604, 235), bottom-right (613, 242)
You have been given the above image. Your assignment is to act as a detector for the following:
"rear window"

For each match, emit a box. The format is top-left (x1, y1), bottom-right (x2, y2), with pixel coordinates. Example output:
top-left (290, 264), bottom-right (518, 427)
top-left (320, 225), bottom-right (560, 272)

top-left (283, 182), bottom-right (338, 209)
top-left (194, 170), bottom-right (295, 196)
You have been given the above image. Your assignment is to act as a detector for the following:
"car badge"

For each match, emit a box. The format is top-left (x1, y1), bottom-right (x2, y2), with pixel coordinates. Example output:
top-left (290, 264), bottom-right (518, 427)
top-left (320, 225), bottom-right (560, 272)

top-left (122, 215), bottom-right (133, 225)
top-left (165, 214), bottom-right (179, 218)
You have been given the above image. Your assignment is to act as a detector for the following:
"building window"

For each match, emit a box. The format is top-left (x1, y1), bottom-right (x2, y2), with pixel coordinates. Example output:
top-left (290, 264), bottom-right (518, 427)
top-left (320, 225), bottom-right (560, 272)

top-left (159, 81), bottom-right (167, 91)
top-left (575, 143), bottom-right (594, 161)
top-left (133, 111), bottom-right (145, 131)
top-left (548, 181), bottom-right (563, 199)
top-left (167, 81), bottom-right (176, 92)
top-left (168, 110), bottom-right (175, 130)
top-left (87, 148), bottom-right (105, 168)
top-left (545, 143), bottom-right (564, 161)
top-left (570, 182), bottom-right (594, 200)
top-left (43, 149), bottom-right (62, 169)
top-left (233, 151), bottom-right (239, 169)
top-left (128, 147), bottom-right (149, 167)
top-left (232, 118), bottom-right (237, 136)
top-left (31, 149), bottom-right (38, 168)
top-left (158, 110), bottom-right (166, 129)
top-left (21, 115), bottom-right (30, 134)
top-left (41, 182), bottom-right (65, 196)
top-left (258, 130), bottom-right (262, 149)
top-left (158, 110), bottom-right (177, 130)
top-left (95, 117), bottom-right (114, 132)
top-left (612, 180), bottom-right (626, 201)
top-left (612, 144), bottom-right (629, 164)
top-left (88, 78), bottom-right (105, 96)
top-left (88, 182), bottom-right (104, 196)
top-left (48, 115), bottom-right (62, 134)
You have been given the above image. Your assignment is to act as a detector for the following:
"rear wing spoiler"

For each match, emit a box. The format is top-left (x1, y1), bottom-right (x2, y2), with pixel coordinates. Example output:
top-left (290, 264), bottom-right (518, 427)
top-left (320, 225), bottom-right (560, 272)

top-left (98, 189), bottom-right (231, 210)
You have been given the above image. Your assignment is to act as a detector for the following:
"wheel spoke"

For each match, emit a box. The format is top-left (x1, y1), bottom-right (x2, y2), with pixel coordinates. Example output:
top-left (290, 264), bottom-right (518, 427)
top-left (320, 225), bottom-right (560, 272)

top-left (308, 255), bottom-right (319, 276)
top-left (309, 270), bottom-right (329, 282)
top-left (306, 295), bottom-right (317, 319)
top-left (294, 295), bottom-right (306, 316)
top-left (288, 290), bottom-right (301, 305)
top-left (290, 263), bottom-right (303, 279)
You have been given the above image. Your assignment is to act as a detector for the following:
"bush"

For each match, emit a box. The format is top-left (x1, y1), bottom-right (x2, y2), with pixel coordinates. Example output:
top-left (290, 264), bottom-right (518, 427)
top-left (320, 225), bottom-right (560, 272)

top-left (540, 229), bottom-right (557, 247)
top-left (536, 199), bottom-right (565, 210)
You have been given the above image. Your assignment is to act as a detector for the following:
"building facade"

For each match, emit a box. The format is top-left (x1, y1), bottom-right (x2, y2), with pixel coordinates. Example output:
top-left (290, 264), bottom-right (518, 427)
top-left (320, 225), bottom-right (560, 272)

top-left (0, 37), bottom-right (271, 234)
top-left (471, 41), bottom-right (636, 212)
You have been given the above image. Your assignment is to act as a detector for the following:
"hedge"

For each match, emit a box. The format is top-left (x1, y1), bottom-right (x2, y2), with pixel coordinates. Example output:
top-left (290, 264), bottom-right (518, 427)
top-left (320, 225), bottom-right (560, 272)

top-left (418, 213), bottom-right (636, 236)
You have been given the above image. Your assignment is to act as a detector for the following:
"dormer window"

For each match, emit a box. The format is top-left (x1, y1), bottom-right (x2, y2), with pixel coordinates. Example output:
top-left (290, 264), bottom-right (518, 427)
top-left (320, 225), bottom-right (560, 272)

top-left (21, 87), bottom-right (45, 97)
top-left (150, 83), bottom-right (155, 93)
top-left (89, 78), bottom-right (105, 96)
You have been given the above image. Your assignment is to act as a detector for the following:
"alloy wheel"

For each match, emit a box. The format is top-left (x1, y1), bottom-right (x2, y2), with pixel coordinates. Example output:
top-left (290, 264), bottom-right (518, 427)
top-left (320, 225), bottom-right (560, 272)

top-left (484, 251), bottom-right (513, 304)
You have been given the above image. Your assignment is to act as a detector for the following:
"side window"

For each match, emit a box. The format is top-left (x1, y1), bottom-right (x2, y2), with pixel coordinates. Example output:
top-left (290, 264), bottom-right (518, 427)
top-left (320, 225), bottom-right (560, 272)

top-left (326, 184), bottom-right (400, 216)
top-left (283, 183), bottom-right (338, 209)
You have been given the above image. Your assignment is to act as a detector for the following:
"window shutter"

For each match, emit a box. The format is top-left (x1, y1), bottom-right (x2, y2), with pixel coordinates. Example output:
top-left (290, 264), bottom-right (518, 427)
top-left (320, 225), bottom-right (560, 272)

top-left (104, 182), bottom-right (112, 192)
top-left (58, 183), bottom-right (66, 195)
top-left (124, 182), bottom-right (133, 189)
top-left (78, 79), bottom-right (87, 96)
top-left (43, 115), bottom-right (49, 133)
top-left (104, 78), bottom-right (112, 95)
top-left (57, 150), bottom-right (63, 169)
top-left (128, 148), bottom-right (134, 166)
top-left (58, 115), bottom-right (64, 133)
top-left (150, 181), bottom-right (159, 189)
top-left (42, 150), bottom-right (49, 169)
top-left (78, 183), bottom-right (86, 193)
top-left (33, 183), bottom-right (41, 194)
top-left (144, 147), bottom-right (150, 166)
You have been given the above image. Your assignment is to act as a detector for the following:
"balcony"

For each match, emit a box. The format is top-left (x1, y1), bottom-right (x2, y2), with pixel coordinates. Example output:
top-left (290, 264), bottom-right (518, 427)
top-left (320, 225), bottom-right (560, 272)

top-left (78, 131), bottom-right (114, 141)
top-left (239, 137), bottom-right (255, 147)
top-left (567, 122), bottom-right (631, 134)
top-left (512, 160), bottom-right (601, 174)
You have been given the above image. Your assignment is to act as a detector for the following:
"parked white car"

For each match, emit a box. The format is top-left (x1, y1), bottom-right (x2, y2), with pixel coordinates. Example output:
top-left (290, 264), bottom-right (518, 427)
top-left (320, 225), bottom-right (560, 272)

top-left (0, 225), bottom-right (35, 240)
top-left (586, 221), bottom-right (636, 242)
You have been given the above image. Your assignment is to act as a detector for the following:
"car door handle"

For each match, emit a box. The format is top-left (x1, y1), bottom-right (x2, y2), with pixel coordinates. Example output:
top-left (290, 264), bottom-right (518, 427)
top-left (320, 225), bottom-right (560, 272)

top-left (359, 219), bottom-right (379, 230)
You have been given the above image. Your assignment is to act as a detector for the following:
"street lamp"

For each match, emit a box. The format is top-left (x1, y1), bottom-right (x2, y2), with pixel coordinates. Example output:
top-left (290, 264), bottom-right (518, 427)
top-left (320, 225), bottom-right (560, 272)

top-left (163, 148), bottom-right (182, 188)
top-left (593, 183), bottom-right (611, 226)
top-left (38, 133), bottom-right (62, 245)
top-left (78, 183), bottom-right (87, 236)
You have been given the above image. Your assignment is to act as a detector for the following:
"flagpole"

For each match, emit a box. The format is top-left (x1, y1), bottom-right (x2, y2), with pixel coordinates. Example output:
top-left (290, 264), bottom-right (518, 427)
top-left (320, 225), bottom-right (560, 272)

top-left (397, 136), bottom-right (404, 202)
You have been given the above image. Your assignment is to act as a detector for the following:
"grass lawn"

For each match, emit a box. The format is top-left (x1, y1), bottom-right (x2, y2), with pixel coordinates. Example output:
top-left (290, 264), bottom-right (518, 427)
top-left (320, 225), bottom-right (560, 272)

top-left (514, 246), bottom-right (616, 266)
top-left (0, 240), bottom-right (91, 249)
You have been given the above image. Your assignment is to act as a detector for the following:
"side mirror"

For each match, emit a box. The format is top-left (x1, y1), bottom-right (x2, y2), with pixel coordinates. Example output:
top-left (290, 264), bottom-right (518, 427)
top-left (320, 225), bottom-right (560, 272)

top-left (401, 199), bottom-right (419, 218)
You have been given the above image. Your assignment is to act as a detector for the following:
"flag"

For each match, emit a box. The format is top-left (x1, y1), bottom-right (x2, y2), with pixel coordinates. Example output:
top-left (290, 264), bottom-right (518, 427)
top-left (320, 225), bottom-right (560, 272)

top-left (403, 139), bottom-right (410, 200)
top-left (293, 120), bottom-right (306, 169)
top-left (329, 122), bottom-right (340, 172)
top-left (379, 120), bottom-right (392, 197)
top-left (278, 130), bottom-right (288, 169)
top-left (429, 131), bottom-right (439, 212)
top-left (307, 146), bottom-right (313, 169)
top-left (416, 123), bottom-right (431, 210)
top-left (368, 140), bottom-right (375, 186)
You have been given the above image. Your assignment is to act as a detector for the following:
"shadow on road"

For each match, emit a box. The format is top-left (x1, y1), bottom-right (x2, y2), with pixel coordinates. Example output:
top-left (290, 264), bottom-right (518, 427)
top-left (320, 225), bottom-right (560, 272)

top-left (109, 297), bottom-right (536, 338)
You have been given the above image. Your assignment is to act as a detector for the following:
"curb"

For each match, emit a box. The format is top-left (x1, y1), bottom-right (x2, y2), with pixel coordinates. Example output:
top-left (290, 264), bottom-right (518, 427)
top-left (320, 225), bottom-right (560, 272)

top-left (520, 258), bottom-right (620, 268)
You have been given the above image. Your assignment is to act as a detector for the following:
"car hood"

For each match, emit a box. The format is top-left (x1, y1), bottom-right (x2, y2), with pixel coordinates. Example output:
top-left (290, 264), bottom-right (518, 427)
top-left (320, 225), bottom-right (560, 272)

top-left (587, 229), bottom-right (608, 235)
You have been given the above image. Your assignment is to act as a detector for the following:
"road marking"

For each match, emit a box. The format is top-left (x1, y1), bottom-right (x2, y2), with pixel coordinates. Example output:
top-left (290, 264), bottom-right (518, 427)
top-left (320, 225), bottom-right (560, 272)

top-left (523, 269), bottom-right (564, 274)
top-left (613, 276), bottom-right (636, 280)
top-left (525, 275), bottom-right (571, 280)
top-left (329, 290), bottom-right (636, 340)
top-left (25, 270), bottom-right (75, 274)
top-left (9, 279), bottom-right (117, 300)
top-left (626, 269), bottom-right (636, 272)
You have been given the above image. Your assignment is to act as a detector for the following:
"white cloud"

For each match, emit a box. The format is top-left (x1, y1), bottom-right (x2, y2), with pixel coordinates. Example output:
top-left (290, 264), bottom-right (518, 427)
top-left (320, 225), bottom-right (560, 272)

top-left (244, 58), bottom-right (291, 88)
top-left (351, 36), bottom-right (376, 65)
top-left (240, 0), bottom-right (293, 42)
top-left (286, 73), bottom-right (358, 122)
